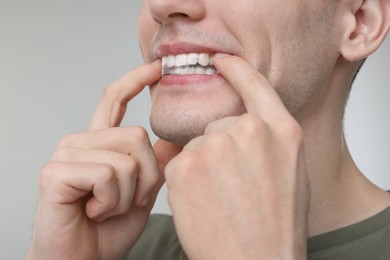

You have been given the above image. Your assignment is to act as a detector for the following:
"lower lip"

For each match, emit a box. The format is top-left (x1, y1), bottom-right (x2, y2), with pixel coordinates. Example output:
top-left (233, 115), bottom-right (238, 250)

top-left (159, 74), bottom-right (223, 86)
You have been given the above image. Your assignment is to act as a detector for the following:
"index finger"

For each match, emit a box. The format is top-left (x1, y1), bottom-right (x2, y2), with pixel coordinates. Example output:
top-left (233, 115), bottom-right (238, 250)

top-left (88, 60), bottom-right (162, 131)
top-left (213, 55), bottom-right (290, 122)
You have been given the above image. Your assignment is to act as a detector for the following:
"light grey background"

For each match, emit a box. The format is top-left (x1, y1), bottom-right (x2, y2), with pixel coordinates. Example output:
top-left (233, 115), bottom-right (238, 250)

top-left (0, 1), bottom-right (389, 259)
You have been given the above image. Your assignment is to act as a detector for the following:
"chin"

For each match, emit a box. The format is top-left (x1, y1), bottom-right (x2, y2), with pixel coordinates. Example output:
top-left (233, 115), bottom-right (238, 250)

top-left (151, 125), bottom-right (199, 147)
top-left (150, 102), bottom-right (245, 146)
top-left (150, 109), bottom-right (217, 147)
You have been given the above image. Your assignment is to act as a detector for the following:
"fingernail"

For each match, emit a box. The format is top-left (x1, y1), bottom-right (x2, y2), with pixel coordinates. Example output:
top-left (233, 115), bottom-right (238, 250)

top-left (140, 194), bottom-right (151, 207)
top-left (94, 213), bottom-right (108, 223)
top-left (212, 53), bottom-right (232, 60)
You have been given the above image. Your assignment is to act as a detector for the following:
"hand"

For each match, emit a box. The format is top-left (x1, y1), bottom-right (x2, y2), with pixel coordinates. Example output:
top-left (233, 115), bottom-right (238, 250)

top-left (27, 61), bottom-right (182, 260)
top-left (165, 55), bottom-right (310, 259)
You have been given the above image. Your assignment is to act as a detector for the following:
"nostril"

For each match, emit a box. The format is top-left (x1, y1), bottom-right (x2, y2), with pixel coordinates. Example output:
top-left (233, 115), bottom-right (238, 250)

top-left (152, 12), bottom-right (190, 25)
top-left (168, 12), bottom-right (189, 19)
top-left (149, 0), bottom-right (205, 24)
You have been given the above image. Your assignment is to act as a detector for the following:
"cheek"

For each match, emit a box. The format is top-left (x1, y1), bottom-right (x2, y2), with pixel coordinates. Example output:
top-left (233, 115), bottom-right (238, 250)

top-left (265, 26), bottom-right (336, 117)
top-left (136, 8), bottom-right (157, 62)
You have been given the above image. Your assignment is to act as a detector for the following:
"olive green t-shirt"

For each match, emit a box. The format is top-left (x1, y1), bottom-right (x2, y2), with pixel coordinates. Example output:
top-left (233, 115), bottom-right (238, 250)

top-left (126, 206), bottom-right (390, 259)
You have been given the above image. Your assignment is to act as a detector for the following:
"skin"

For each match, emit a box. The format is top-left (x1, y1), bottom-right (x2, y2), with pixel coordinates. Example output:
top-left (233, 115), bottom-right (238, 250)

top-left (139, 0), bottom-right (390, 237)
top-left (27, 63), bottom-right (182, 260)
top-left (143, 0), bottom-right (339, 145)
top-left (27, 0), bottom-right (390, 259)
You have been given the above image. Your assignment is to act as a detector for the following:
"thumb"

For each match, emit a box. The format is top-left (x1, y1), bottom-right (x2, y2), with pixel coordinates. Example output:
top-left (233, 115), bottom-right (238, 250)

top-left (153, 139), bottom-right (182, 172)
top-left (135, 140), bottom-right (181, 208)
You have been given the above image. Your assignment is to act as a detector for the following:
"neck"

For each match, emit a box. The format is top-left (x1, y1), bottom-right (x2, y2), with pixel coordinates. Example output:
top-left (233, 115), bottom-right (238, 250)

top-left (298, 64), bottom-right (390, 237)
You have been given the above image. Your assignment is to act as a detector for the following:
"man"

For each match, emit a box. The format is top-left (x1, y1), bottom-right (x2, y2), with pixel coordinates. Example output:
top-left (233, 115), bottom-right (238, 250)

top-left (27, 0), bottom-right (390, 259)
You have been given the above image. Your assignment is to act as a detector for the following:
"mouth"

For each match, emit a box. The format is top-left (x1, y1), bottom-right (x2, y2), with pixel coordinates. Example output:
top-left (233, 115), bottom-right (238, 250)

top-left (161, 53), bottom-right (217, 76)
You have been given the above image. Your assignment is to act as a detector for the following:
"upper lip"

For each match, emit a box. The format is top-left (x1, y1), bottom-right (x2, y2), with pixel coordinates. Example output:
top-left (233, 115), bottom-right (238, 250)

top-left (155, 42), bottom-right (224, 60)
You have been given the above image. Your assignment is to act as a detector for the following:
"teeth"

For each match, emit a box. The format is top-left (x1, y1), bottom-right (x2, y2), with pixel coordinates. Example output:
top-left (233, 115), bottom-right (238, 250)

top-left (167, 55), bottom-right (175, 67)
top-left (175, 68), bottom-right (185, 74)
top-left (198, 54), bottom-right (210, 66)
top-left (175, 54), bottom-right (187, 67)
top-left (162, 56), bottom-right (167, 66)
top-left (161, 53), bottom-right (217, 76)
top-left (188, 67), bottom-right (196, 74)
top-left (187, 53), bottom-right (198, 65)
top-left (206, 68), bottom-right (215, 75)
top-left (162, 66), bottom-right (217, 76)
top-left (195, 67), bottom-right (205, 74)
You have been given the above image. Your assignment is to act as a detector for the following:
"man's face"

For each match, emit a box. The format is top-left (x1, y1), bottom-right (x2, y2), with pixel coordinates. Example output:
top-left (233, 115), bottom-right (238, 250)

top-left (137, 0), bottom-right (339, 146)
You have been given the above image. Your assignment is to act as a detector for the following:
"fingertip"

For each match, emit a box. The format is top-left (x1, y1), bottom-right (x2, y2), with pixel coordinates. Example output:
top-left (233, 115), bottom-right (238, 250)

top-left (212, 52), bottom-right (232, 61)
top-left (86, 198), bottom-right (105, 220)
top-left (154, 139), bottom-right (182, 162)
top-left (134, 60), bottom-right (162, 79)
top-left (212, 55), bottom-right (250, 81)
top-left (213, 54), bottom-right (246, 70)
top-left (148, 59), bottom-right (162, 72)
top-left (212, 53), bottom-right (234, 70)
top-left (152, 59), bottom-right (162, 65)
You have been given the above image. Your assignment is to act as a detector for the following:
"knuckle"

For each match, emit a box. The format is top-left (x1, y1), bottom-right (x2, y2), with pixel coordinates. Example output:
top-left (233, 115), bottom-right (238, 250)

top-left (207, 131), bottom-right (232, 151)
top-left (119, 157), bottom-right (140, 182)
top-left (102, 83), bottom-right (117, 101)
top-left (57, 133), bottom-right (81, 148)
top-left (101, 83), bottom-right (124, 115)
top-left (39, 161), bottom-right (63, 189)
top-left (114, 127), bottom-right (149, 151)
top-left (204, 120), bottom-right (218, 134)
top-left (128, 126), bottom-right (149, 143)
top-left (123, 156), bottom-right (139, 175)
top-left (51, 147), bottom-right (72, 161)
top-left (237, 114), bottom-right (265, 136)
top-left (165, 151), bottom-right (198, 184)
top-left (98, 164), bottom-right (117, 183)
top-left (175, 151), bottom-right (199, 172)
top-left (144, 170), bottom-right (161, 187)
top-left (244, 71), bottom-right (262, 86)
top-left (279, 121), bottom-right (304, 145)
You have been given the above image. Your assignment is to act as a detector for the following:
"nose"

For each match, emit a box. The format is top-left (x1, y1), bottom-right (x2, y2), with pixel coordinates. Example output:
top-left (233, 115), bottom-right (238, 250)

top-left (149, 0), bottom-right (206, 25)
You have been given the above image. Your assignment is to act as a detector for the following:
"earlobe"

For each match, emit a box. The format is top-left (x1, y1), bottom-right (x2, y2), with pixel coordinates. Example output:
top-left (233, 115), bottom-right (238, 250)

top-left (339, 0), bottom-right (390, 62)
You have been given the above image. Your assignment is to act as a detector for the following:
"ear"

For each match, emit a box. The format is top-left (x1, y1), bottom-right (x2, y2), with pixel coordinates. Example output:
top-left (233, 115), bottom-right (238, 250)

top-left (339, 0), bottom-right (390, 61)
